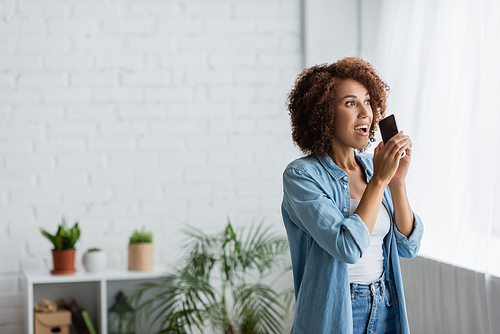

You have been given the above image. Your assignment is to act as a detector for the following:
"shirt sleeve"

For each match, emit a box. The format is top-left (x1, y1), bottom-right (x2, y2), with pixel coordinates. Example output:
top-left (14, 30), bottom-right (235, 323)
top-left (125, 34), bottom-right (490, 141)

top-left (282, 166), bottom-right (371, 264)
top-left (394, 212), bottom-right (424, 258)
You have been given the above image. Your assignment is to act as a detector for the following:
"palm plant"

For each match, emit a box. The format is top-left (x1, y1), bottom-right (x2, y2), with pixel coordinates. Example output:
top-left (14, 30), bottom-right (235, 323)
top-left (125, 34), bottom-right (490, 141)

top-left (128, 219), bottom-right (293, 334)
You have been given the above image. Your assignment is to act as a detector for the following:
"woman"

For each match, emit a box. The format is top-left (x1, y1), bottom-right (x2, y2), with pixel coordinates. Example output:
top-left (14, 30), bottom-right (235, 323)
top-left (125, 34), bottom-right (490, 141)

top-left (281, 57), bottom-right (423, 334)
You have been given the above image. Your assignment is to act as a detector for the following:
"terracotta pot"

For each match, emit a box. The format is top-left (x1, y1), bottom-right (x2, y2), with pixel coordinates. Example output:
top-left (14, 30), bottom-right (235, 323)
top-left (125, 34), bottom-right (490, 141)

top-left (128, 243), bottom-right (154, 271)
top-left (51, 249), bottom-right (76, 275)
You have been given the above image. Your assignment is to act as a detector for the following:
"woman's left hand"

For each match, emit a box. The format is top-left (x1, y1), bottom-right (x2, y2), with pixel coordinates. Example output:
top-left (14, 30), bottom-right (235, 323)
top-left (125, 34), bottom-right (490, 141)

top-left (389, 135), bottom-right (412, 186)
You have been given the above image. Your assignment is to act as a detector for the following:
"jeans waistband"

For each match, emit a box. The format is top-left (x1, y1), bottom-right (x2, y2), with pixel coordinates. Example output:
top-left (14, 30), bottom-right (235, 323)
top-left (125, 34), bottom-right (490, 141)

top-left (350, 271), bottom-right (386, 298)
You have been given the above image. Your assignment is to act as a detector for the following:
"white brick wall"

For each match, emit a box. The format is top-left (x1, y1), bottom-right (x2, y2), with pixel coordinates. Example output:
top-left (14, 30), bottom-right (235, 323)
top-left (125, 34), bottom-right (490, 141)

top-left (0, 0), bottom-right (303, 332)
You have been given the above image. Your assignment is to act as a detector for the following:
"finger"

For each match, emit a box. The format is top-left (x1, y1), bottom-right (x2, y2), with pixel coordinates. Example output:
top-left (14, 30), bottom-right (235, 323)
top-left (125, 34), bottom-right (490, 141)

top-left (397, 144), bottom-right (408, 157)
top-left (404, 141), bottom-right (413, 157)
top-left (388, 132), bottom-right (409, 145)
top-left (384, 133), bottom-right (407, 152)
top-left (374, 141), bottom-right (383, 156)
top-left (391, 138), bottom-right (410, 159)
top-left (398, 142), bottom-right (411, 158)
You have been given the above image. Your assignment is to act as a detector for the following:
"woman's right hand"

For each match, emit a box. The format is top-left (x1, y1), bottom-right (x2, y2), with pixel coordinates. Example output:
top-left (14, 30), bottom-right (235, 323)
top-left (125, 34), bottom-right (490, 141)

top-left (372, 132), bottom-right (411, 186)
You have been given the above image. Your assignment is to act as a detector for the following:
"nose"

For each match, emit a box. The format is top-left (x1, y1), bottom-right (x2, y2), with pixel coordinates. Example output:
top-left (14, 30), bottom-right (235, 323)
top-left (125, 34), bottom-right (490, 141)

top-left (358, 103), bottom-right (371, 118)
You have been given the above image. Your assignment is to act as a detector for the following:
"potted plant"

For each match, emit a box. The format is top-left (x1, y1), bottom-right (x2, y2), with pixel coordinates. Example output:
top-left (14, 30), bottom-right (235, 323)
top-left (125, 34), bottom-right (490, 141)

top-left (128, 219), bottom-right (293, 334)
top-left (82, 247), bottom-right (106, 272)
top-left (40, 217), bottom-right (81, 275)
top-left (127, 227), bottom-right (153, 271)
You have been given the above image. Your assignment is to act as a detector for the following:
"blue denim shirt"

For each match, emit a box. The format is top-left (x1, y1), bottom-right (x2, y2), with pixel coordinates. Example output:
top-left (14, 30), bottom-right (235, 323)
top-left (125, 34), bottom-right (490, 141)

top-left (281, 152), bottom-right (423, 334)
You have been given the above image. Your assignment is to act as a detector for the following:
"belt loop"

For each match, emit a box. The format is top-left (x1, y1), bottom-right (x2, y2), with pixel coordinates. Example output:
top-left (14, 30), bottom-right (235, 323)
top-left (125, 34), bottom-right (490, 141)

top-left (350, 283), bottom-right (357, 299)
top-left (380, 278), bottom-right (386, 296)
top-left (370, 283), bottom-right (375, 296)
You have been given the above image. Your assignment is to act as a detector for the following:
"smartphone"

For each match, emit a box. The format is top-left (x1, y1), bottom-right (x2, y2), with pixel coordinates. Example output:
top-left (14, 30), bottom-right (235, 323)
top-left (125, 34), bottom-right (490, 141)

top-left (378, 114), bottom-right (405, 158)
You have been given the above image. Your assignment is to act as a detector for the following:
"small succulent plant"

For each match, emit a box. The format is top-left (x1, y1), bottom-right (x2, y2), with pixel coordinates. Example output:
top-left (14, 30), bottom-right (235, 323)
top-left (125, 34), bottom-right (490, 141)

top-left (129, 227), bottom-right (153, 244)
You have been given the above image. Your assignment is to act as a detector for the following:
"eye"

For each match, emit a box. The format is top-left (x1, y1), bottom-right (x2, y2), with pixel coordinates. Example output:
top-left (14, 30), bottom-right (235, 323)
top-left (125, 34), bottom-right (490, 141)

top-left (364, 99), bottom-right (371, 106)
top-left (345, 101), bottom-right (355, 107)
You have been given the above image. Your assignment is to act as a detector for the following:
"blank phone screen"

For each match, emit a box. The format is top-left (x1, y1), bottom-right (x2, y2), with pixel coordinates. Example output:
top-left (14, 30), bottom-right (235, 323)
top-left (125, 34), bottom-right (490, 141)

top-left (379, 115), bottom-right (399, 144)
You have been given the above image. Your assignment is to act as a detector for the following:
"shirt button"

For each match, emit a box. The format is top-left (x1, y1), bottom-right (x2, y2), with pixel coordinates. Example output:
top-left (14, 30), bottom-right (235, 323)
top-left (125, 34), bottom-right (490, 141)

top-left (343, 208), bottom-right (348, 213)
top-left (343, 176), bottom-right (348, 181)
top-left (343, 184), bottom-right (348, 189)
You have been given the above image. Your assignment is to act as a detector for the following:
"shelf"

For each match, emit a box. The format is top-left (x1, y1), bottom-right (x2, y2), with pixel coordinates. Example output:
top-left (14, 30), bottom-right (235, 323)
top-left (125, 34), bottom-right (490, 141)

top-left (25, 268), bottom-right (168, 284)
top-left (24, 268), bottom-right (166, 334)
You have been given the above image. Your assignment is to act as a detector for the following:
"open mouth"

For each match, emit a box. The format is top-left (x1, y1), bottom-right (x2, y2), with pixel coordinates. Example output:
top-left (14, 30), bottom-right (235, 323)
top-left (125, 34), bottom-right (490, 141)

top-left (354, 125), bottom-right (369, 133)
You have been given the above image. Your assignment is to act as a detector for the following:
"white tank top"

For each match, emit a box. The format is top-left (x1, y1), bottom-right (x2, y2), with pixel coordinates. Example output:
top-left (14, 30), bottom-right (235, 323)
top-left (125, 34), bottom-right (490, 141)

top-left (347, 198), bottom-right (391, 284)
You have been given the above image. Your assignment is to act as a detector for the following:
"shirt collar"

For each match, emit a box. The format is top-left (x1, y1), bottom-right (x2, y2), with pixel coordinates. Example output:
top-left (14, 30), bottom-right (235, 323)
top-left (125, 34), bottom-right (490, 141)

top-left (315, 152), bottom-right (374, 182)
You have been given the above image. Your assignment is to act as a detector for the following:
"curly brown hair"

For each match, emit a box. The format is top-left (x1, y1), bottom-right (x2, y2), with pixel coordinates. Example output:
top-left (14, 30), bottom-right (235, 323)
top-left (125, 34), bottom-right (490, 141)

top-left (287, 57), bottom-right (390, 155)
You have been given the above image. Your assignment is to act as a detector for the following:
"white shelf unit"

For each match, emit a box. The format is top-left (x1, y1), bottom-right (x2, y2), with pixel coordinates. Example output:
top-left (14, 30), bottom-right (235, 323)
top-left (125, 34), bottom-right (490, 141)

top-left (23, 268), bottom-right (166, 334)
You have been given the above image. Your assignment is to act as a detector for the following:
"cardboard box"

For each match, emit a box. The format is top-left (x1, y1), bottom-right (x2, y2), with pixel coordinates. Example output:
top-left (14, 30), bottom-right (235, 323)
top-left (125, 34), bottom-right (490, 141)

top-left (34, 310), bottom-right (72, 334)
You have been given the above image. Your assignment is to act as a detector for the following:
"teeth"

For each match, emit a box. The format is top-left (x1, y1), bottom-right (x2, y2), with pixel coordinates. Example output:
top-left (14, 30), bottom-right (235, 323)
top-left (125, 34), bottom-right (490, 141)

top-left (354, 125), bottom-right (368, 130)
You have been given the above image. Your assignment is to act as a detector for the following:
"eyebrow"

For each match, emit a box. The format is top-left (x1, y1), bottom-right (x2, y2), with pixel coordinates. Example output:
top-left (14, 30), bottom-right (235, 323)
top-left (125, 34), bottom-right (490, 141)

top-left (341, 92), bottom-right (370, 101)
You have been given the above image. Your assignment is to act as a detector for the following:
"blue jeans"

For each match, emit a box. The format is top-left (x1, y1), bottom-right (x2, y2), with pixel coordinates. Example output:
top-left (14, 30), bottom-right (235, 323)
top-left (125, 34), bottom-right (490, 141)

top-left (350, 273), bottom-right (397, 334)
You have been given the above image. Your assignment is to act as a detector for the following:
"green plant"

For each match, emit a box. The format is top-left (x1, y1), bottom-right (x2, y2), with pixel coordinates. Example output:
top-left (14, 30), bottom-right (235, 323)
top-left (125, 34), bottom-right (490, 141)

top-left (109, 291), bottom-right (136, 334)
top-left (128, 219), bottom-right (293, 334)
top-left (129, 227), bottom-right (153, 244)
top-left (40, 217), bottom-right (81, 251)
top-left (87, 247), bottom-right (101, 253)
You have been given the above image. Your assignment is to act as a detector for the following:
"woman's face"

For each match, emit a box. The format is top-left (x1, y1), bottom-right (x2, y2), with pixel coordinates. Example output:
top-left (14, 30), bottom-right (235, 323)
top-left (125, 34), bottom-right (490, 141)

top-left (332, 79), bottom-right (372, 150)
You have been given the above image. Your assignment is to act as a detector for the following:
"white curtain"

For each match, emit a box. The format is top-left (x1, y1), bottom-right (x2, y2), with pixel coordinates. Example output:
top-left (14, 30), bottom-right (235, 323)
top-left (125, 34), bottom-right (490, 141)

top-left (373, 0), bottom-right (500, 332)
top-left (374, 0), bottom-right (500, 276)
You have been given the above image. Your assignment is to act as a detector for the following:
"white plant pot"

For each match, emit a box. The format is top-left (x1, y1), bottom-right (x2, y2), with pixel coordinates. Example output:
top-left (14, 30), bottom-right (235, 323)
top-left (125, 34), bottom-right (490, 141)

top-left (82, 251), bottom-right (106, 272)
